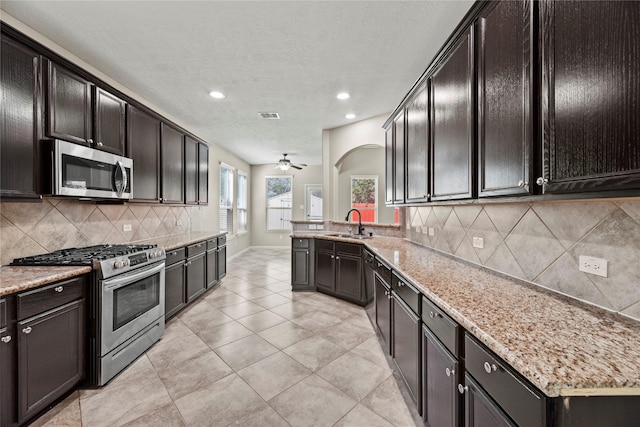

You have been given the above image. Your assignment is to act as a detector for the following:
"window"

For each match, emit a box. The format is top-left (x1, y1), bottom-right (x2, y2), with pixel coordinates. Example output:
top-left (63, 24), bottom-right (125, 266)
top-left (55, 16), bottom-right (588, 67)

top-left (350, 176), bottom-right (377, 223)
top-left (305, 184), bottom-right (322, 221)
top-left (237, 171), bottom-right (248, 232)
top-left (219, 164), bottom-right (234, 232)
top-left (266, 176), bottom-right (292, 230)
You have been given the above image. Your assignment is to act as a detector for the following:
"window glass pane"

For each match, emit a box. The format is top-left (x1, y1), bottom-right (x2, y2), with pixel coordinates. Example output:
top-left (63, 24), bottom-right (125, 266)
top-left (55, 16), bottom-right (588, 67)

top-left (266, 176), bottom-right (292, 230)
top-left (237, 172), bottom-right (247, 231)
top-left (220, 165), bottom-right (234, 232)
top-left (350, 177), bottom-right (377, 223)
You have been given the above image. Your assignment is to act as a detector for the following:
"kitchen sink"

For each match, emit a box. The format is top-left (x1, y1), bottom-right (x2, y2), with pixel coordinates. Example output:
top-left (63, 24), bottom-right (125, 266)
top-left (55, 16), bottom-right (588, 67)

top-left (328, 233), bottom-right (372, 240)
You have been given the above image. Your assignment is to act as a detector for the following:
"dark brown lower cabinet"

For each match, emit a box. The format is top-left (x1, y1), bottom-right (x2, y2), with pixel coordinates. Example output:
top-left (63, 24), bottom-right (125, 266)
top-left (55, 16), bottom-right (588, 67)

top-left (423, 326), bottom-right (460, 427)
top-left (315, 249), bottom-right (335, 292)
top-left (335, 254), bottom-right (361, 301)
top-left (374, 271), bottom-right (392, 354)
top-left (206, 248), bottom-right (219, 289)
top-left (186, 252), bottom-right (206, 302)
top-left (18, 298), bottom-right (85, 423)
top-left (0, 296), bottom-right (17, 427)
top-left (216, 243), bottom-right (227, 281)
top-left (165, 255), bottom-right (186, 320)
top-left (464, 374), bottom-right (515, 427)
top-left (392, 293), bottom-right (420, 406)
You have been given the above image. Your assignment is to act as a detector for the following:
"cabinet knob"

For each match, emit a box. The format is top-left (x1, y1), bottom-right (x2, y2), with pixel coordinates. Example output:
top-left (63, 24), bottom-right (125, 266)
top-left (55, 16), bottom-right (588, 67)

top-left (483, 361), bottom-right (497, 374)
top-left (429, 311), bottom-right (442, 319)
top-left (22, 327), bottom-right (32, 334)
top-left (336, 256), bottom-right (340, 260)
top-left (457, 384), bottom-right (468, 395)
top-left (1, 336), bottom-right (11, 343)
top-left (97, 141), bottom-right (103, 146)
top-left (536, 177), bottom-right (548, 186)
top-left (331, 255), bottom-right (334, 259)
top-left (88, 138), bottom-right (94, 144)
top-left (517, 180), bottom-right (528, 187)
top-left (54, 286), bottom-right (64, 293)
top-left (306, 251), bottom-right (309, 255)
top-left (445, 367), bottom-right (455, 377)
top-left (159, 198), bottom-right (164, 202)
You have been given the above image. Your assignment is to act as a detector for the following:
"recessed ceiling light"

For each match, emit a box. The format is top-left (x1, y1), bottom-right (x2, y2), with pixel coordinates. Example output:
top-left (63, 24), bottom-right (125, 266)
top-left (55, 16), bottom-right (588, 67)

top-left (345, 113), bottom-right (356, 119)
top-left (209, 91), bottom-right (225, 99)
top-left (337, 92), bottom-right (350, 100)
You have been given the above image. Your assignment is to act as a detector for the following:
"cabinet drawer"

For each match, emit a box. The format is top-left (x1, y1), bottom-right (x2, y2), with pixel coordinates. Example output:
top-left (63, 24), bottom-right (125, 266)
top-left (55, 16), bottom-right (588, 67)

top-left (392, 273), bottom-right (420, 315)
top-left (315, 238), bottom-right (334, 252)
top-left (206, 238), bottom-right (218, 250)
top-left (166, 248), bottom-right (186, 266)
top-left (217, 235), bottom-right (226, 246)
top-left (0, 298), bottom-right (5, 328)
top-left (422, 297), bottom-right (460, 357)
top-left (336, 242), bottom-right (361, 256)
top-left (17, 276), bottom-right (86, 321)
top-left (465, 334), bottom-right (546, 427)
top-left (292, 238), bottom-right (310, 248)
top-left (375, 258), bottom-right (392, 284)
top-left (187, 241), bottom-right (206, 257)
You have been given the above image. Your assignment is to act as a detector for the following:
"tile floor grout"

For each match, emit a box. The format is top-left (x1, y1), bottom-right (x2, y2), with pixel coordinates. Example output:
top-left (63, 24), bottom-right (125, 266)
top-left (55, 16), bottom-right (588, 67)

top-left (32, 247), bottom-right (421, 427)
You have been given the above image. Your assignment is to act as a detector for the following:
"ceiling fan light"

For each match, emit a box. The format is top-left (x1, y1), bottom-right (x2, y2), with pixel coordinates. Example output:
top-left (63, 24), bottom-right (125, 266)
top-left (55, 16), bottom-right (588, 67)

top-left (337, 92), bottom-right (350, 100)
top-left (278, 163), bottom-right (291, 171)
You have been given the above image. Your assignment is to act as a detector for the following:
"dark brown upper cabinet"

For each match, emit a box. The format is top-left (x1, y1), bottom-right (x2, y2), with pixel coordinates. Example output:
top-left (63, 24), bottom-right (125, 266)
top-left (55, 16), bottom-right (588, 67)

top-left (198, 143), bottom-right (209, 204)
top-left (477, 0), bottom-right (533, 198)
top-left (405, 83), bottom-right (430, 203)
top-left (45, 60), bottom-right (92, 146)
top-left (94, 87), bottom-right (125, 155)
top-left (127, 105), bottom-right (160, 202)
top-left (393, 111), bottom-right (406, 204)
top-left (1, 35), bottom-right (42, 200)
top-left (184, 135), bottom-right (198, 205)
top-left (385, 125), bottom-right (394, 204)
top-left (430, 28), bottom-right (474, 201)
top-left (539, 0), bottom-right (640, 194)
top-left (161, 123), bottom-right (184, 204)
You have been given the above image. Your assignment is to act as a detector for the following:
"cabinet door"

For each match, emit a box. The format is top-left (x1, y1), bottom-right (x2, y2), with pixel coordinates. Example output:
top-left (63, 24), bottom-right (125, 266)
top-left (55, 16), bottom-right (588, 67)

top-left (385, 125), bottom-right (394, 204)
top-left (335, 254), bottom-right (362, 301)
top-left (206, 249), bottom-right (219, 289)
top-left (315, 250), bottom-right (335, 292)
top-left (184, 135), bottom-right (198, 205)
top-left (464, 374), bottom-right (516, 427)
top-left (18, 299), bottom-right (85, 424)
top-left (431, 29), bottom-right (474, 201)
top-left (374, 274), bottom-right (392, 354)
top-left (161, 123), bottom-right (184, 203)
top-left (406, 83), bottom-right (429, 202)
top-left (165, 260), bottom-right (186, 320)
top-left (45, 60), bottom-right (92, 145)
top-left (292, 248), bottom-right (310, 287)
top-left (540, 1), bottom-right (640, 194)
top-left (198, 143), bottom-right (209, 204)
top-left (127, 105), bottom-right (160, 202)
top-left (216, 245), bottom-right (227, 280)
top-left (94, 87), bottom-right (125, 155)
top-left (393, 112), bottom-right (406, 204)
top-left (1, 36), bottom-right (41, 200)
top-left (392, 295), bottom-right (420, 404)
top-left (186, 253), bottom-right (206, 302)
top-left (477, 0), bottom-right (532, 197)
top-left (423, 327), bottom-right (460, 427)
top-left (0, 297), bottom-right (17, 427)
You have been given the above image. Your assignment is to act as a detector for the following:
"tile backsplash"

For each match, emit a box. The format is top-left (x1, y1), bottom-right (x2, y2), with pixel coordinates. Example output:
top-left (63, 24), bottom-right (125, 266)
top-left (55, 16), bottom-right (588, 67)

top-left (0, 199), bottom-right (192, 265)
top-left (406, 199), bottom-right (640, 322)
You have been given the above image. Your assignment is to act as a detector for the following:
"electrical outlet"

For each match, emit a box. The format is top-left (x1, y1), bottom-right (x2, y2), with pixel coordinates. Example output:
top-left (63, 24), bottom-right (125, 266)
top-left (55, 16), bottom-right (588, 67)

top-left (308, 224), bottom-right (317, 230)
top-left (472, 236), bottom-right (484, 249)
top-left (428, 227), bottom-right (435, 236)
top-left (421, 226), bottom-right (429, 235)
top-left (317, 224), bottom-right (324, 230)
top-left (579, 255), bottom-right (608, 278)
top-left (122, 224), bottom-right (132, 232)
top-left (176, 219), bottom-right (183, 226)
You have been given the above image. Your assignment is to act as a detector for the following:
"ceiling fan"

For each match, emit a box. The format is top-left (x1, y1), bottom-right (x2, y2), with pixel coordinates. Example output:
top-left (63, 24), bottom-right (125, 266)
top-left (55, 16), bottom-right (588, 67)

top-left (275, 153), bottom-right (307, 171)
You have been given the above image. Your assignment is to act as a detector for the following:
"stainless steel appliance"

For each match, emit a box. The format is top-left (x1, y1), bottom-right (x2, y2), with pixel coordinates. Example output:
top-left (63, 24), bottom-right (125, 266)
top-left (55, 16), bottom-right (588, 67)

top-left (11, 244), bottom-right (165, 386)
top-left (44, 139), bottom-right (133, 200)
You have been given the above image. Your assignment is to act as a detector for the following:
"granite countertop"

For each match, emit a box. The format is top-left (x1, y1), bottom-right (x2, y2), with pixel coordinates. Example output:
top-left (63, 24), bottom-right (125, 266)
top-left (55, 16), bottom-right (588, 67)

top-left (292, 233), bottom-right (640, 398)
top-left (0, 266), bottom-right (92, 297)
top-left (136, 231), bottom-right (225, 251)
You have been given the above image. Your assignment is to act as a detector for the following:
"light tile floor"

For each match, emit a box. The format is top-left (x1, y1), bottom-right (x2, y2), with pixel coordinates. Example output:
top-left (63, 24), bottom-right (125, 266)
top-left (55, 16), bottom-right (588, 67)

top-left (32, 247), bottom-right (421, 427)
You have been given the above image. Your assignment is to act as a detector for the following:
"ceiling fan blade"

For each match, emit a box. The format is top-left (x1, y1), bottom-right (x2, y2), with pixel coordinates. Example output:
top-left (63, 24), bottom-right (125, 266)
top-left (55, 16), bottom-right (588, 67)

top-left (298, 163), bottom-right (308, 167)
top-left (291, 165), bottom-right (303, 170)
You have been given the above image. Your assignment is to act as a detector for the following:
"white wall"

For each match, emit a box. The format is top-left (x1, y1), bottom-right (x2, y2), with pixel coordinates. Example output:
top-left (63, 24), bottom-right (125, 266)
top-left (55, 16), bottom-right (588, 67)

top-left (250, 164), bottom-right (322, 247)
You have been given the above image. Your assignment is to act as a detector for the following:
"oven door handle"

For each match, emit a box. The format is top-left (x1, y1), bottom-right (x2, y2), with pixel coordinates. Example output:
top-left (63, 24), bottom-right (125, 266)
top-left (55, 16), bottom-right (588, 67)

top-left (102, 262), bottom-right (165, 290)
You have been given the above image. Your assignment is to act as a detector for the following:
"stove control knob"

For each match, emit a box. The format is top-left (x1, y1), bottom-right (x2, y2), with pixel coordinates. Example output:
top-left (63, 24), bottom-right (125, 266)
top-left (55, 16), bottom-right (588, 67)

top-left (114, 260), bottom-right (125, 269)
top-left (124, 259), bottom-right (131, 267)
top-left (156, 250), bottom-right (163, 258)
top-left (149, 252), bottom-right (156, 259)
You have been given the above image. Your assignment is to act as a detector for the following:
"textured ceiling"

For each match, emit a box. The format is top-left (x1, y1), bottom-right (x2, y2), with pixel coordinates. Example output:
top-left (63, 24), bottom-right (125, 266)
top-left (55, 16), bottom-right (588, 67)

top-left (1, 1), bottom-right (474, 166)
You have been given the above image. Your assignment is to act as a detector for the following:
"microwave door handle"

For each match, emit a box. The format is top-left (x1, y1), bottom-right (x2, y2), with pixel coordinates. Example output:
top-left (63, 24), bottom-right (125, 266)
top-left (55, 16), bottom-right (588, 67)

top-left (121, 161), bottom-right (128, 196)
top-left (103, 262), bottom-right (165, 290)
top-left (114, 161), bottom-right (126, 197)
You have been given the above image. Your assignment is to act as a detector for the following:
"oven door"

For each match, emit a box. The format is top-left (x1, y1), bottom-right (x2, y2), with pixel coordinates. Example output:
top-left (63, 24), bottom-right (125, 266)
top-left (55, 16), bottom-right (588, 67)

top-left (100, 261), bottom-right (165, 356)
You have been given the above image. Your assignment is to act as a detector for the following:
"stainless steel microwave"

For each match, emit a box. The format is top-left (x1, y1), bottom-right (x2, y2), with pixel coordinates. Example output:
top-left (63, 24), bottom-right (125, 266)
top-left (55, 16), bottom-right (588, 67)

top-left (45, 139), bottom-right (133, 200)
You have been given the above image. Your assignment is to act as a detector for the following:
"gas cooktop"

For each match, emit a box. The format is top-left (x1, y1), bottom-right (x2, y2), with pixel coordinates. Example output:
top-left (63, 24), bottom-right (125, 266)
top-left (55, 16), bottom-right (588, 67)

top-left (10, 244), bottom-right (158, 266)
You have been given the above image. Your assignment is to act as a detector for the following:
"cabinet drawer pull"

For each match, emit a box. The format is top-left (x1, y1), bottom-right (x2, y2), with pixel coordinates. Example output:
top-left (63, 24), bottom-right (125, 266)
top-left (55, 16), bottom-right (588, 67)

top-left (22, 327), bottom-right (32, 334)
top-left (445, 367), bottom-right (455, 377)
top-left (97, 141), bottom-right (103, 146)
top-left (88, 138), bottom-right (94, 144)
top-left (536, 177), bottom-right (548, 186)
top-left (54, 286), bottom-right (64, 293)
top-left (429, 311), bottom-right (442, 319)
top-left (398, 281), bottom-right (405, 287)
top-left (483, 361), bottom-right (497, 373)
top-left (171, 251), bottom-right (177, 256)
top-left (1, 336), bottom-right (11, 343)
top-left (458, 384), bottom-right (468, 394)
top-left (331, 255), bottom-right (334, 259)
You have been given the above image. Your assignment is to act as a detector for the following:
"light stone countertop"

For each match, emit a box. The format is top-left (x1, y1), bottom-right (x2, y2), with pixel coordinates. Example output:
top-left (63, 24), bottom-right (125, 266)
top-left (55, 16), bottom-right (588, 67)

top-left (291, 233), bottom-right (640, 398)
top-left (0, 266), bottom-right (92, 297)
top-left (135, 231), bottom-right (226, 251)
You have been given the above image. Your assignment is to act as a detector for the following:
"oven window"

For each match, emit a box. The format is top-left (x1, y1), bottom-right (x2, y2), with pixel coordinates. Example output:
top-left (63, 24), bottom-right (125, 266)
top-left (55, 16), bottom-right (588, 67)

top-left (112, 272), bottom-right (160, 330)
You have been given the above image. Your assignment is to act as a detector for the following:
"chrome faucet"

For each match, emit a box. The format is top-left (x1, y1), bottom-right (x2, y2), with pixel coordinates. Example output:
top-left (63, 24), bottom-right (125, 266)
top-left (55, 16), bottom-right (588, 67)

top-left (345, 209), bottom-right (365, 235)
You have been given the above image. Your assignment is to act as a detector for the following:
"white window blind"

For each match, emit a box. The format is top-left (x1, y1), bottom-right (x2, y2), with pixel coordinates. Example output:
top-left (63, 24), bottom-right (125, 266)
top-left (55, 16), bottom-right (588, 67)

top-left (220, 164), bottom-right (234, 232)
top-left (237, 171), bottom-right (248, 232)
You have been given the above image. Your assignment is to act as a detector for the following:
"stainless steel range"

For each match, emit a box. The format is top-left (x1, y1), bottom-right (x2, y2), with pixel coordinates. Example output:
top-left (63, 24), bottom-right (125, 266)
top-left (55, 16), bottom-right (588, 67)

top-left (12, 244), bottom-right (166, 386)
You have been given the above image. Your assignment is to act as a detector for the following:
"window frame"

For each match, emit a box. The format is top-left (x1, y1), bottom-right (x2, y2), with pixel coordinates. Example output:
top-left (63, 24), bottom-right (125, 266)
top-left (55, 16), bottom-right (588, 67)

top-left (237, 170), bottom-right (248, 233)
top-left (265, 175), bottom-right (293, 231)
top-left (219, 163), bottom-right (235, 233)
